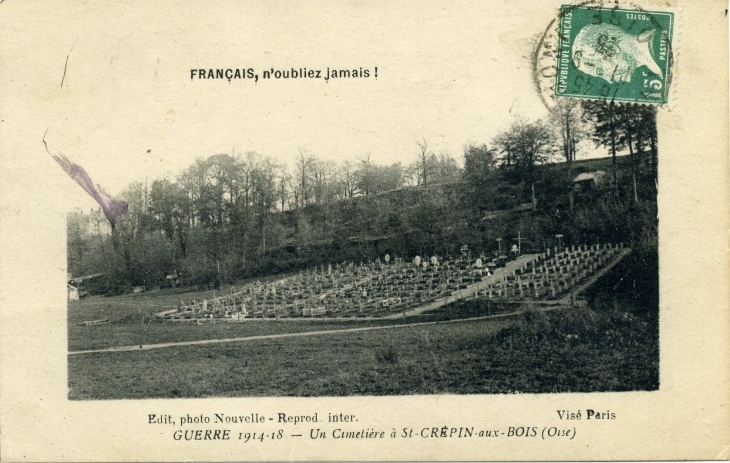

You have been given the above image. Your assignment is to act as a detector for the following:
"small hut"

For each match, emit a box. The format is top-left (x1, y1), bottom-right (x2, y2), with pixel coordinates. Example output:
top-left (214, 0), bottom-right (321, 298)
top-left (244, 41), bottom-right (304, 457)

top-left (67, 284), bottom-right (80, 302)
top-left (573, 171), bottom-right (606, 190)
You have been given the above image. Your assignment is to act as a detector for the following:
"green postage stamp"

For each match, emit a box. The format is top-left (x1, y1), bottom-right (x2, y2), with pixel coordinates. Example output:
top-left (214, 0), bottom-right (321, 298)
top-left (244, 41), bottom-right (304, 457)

top-left (555, 5), bottom-right (674, 104)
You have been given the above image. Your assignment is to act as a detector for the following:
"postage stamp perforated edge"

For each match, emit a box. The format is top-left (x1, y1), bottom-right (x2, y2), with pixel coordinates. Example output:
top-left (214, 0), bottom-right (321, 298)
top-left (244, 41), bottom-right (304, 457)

top-left (544, 2), bottom-right (680, 108)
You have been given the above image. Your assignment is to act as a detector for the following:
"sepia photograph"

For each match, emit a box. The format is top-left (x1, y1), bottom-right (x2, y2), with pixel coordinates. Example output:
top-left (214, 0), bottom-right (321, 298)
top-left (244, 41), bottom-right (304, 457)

top-left (66, 4), bottom-right (662, 400)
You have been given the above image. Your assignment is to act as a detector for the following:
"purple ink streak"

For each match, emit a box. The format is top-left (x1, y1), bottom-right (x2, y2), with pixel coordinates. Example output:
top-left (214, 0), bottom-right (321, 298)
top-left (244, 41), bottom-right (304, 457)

top-left (52, 153), bottom-right (128, 228)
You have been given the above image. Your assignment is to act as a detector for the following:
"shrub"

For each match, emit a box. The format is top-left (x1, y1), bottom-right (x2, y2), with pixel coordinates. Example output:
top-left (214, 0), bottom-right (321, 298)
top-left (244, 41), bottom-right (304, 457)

top-left (375, 346), bottom-right (399, 365)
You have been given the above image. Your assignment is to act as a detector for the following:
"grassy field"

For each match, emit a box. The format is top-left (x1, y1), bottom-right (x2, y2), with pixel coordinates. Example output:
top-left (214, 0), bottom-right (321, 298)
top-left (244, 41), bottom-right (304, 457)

top-left (68, 304), bottom-right (658, 399)
top-left (68, 251), bottom-right (658, 399)
top-left (68, 291), bottom-right (521, 352)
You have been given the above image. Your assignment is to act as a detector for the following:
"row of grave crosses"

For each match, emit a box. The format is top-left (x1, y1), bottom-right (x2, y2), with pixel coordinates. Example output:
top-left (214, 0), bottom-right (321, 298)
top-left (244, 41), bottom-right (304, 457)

top-left (294, 245), bottom-right (491, 277)
top-left (180, 245), bottom-right (493, 306)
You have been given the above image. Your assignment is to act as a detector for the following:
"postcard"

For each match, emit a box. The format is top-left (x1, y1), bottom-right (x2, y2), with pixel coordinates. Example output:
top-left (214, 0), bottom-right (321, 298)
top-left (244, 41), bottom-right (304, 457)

top-left (0, 0), bottom-right (728, 461)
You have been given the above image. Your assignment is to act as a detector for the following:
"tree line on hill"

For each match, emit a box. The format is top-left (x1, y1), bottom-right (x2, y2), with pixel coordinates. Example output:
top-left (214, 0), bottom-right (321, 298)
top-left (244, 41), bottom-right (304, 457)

top-left (465, 100), bottom-right (657, 210)
top-left (68, 101), bottom-right (657, 294)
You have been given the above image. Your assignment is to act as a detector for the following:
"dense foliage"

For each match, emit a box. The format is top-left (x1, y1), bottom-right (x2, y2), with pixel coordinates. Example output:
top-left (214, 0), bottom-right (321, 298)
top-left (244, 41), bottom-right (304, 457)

top-left (68, 103), bottom-right (657, 295)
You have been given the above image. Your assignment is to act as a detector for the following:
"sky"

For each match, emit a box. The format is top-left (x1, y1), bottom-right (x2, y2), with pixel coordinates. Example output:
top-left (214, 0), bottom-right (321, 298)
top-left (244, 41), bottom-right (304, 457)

top-left (2, 0), bottom-right (604, 212)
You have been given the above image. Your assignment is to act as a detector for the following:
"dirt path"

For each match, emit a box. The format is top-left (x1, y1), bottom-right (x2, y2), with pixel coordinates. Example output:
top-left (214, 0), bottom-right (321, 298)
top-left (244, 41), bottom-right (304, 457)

top-left (68, 305), bottom-right (570, 356)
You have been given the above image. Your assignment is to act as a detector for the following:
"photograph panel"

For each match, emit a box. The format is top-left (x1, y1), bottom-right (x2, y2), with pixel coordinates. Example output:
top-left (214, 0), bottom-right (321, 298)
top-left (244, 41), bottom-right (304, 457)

top-left (65, 3), bottom-right (662, 401)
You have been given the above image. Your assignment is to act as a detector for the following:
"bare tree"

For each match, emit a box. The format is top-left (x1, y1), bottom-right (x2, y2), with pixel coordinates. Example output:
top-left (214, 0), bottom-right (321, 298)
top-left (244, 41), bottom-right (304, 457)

top-left (416, 137), bottom-right (429, 186)
top-left (549, 99), bottom-right (587, 168)
top-left (277, 166), bottom-right (290, 211)
top-left (288, 177), bottom-right (301, 210)
top-left (178, 158), bottom-right (209, 227)
top-left (356, 152), bottom-right (375, 196)
top-left (582, 101), bottom-right (622, 193)
top-left (549, 99), bottom-right (587, 211)
top-left (403, 162), bottom-right (420, 186)
top-left (311, 157), bottom-right (336, 204)
top-left (251, 157), bottom-right (278, 254)
top-left (339, 160), bottom-right (359, 199)
top-left (295, 148), bottom-right (315, 208)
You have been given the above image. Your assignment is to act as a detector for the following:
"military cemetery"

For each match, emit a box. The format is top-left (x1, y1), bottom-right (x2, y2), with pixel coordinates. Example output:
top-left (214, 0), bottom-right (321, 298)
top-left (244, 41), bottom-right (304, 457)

top-left (160, 243), bottom-right (629, 322)
top-left (67, 101), bottom-right (659, 399)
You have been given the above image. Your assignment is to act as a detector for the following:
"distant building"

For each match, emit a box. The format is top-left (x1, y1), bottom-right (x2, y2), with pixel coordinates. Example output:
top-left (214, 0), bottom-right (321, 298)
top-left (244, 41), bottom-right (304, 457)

top-left (68, 273), bottom-right (105, 297)
top-left (68, 207), bottom-right (113, 236)
top-left (68, 284), bottom-right (79, 302)
top-left (573, 171), bottom-right (606, 190)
